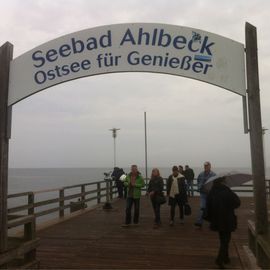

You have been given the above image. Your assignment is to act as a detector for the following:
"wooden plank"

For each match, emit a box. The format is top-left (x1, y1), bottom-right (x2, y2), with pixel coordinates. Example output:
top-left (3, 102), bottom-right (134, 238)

top-left (8, 192), bottom-right (32, 199)
top-left (8, 204), bottom-right (33, 214)
top-left (36, 197), bottom-right (255, 269)
top-left (63, 181), bottom-right (106, 190)
top-left (28, 193), bottom-right (34, 215)
top-left (0, 42), bottom-right (13, 253)
top-left (34, 198), bottom-right (60, 208)
top-left (59, 189), bottom-right (64, 218)
top-left (7, 215), bottom-right (35, 229)
top-left (0, 239), bottom-right (39, 265)
top-left (35, 207), bottom-right (61, 218)
top-left (34, 188), bottom-right (59, 195)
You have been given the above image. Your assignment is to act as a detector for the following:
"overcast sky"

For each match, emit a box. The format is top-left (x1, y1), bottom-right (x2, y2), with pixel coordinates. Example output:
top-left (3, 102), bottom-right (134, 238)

top-left (1, 0), bottom-right (270, 169)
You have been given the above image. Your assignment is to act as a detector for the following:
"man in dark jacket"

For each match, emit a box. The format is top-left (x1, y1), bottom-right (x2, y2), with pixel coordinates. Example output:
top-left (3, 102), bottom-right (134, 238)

top-left (111, 167), bottom-right (125, 198)
top-left (184, 165), bottom-right (195, 197)
top-left (205, 177), bottom-right (241, 269)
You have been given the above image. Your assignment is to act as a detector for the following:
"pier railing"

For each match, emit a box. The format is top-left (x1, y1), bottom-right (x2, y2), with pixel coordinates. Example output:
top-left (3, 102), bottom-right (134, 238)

top-left (7, 178), bottom-right (270, 225)
top-left (3, 177), bottom-right (270, 267)
top-left (2, 179), bottom-right (116, 267)
top-left (7, 180), bottom-right (117, 222)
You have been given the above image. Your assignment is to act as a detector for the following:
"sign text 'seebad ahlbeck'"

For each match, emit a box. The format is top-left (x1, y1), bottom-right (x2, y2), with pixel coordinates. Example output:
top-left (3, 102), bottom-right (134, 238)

top-left (8, 23), bottom-right (246, 105)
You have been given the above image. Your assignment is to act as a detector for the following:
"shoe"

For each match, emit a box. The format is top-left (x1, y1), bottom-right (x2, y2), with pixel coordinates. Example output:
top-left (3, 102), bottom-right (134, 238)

top-left (121, 223), bottom-right (130, 227)
top-left (224, 257), bottom-right (231, 264)
top-left (169, 220), bottom-right (174, 226)
top-left (194, 222), bottom-right (202, 228)
top-left (215, 259), bottom-right (225, 269)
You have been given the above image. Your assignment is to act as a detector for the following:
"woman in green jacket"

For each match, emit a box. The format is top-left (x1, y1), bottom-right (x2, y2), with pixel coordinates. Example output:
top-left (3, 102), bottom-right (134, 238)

top-left (122, 165), bottom-right (145, 226)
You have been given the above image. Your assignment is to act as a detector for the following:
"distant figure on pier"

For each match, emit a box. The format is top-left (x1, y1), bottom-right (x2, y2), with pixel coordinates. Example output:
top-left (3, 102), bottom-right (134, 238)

top-left (147, 168), bottom-right (164, 228)
top-left (204, 177), bottom-right (241, 269)
top-left (184, 165), bottom-right (195, 197)
top-left (111, 167), bottom-right (125, 198)
top-left (122, 165), bottom-right (145, 227)
top-left (178, 165), bottom-right (184, 175)
top-left (167, 166), bottom-right (187, 226)
top-left (194, 161), bottom-right (216, 228)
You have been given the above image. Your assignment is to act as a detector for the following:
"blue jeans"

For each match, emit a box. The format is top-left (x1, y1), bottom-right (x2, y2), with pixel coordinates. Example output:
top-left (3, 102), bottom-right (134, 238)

top-left (196, 192), bottom-right (207, 224)
top-left (186, 180), bottom-right (194, 196)
top-left (125, 197), bottom-right (140, 224)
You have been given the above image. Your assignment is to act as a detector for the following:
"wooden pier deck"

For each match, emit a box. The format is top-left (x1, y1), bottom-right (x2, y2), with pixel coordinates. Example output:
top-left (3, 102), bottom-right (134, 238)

top-left (36, 196), bottom-right (254, 269)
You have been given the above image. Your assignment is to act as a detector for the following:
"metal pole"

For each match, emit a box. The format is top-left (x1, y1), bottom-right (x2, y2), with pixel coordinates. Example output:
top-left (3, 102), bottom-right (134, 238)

top-left (144, 112), bottom-right (148, 182)
top-left (114, 136), bottom-right (116, 167)
top-left (245, 22), bottom-right (268, 234)
top-left (242, 96), bottom-right (249, 134)
top-left (0, 42), bottom-right (13, 253)
top-left (109, 128), bottom-right (120, 168)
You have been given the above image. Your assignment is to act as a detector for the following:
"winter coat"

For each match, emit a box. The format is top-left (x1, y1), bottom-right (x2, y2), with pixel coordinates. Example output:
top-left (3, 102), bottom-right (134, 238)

top-left (184, 168), bottom-right (195, 182)
top-left (147, 176), bottom-right (164, 196)
top-left (197, 170), bottom-right (216, 194)
top-left (206, 184), bottom-right (241, 232)
top-left (166, 174), bottom-right (187, 205)
top-left (124, 173), bottom-right (145, 199)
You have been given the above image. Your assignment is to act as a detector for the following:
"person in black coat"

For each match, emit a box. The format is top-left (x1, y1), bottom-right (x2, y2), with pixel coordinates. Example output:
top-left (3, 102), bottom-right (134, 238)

top-left (205, 177), bottom-right (241, 269)
top-left (147, 168), bottom-right (164, 228)
top-left (111, 167), bottom-right (125, 198)
top-left (166, 166), bottom-right (187, 226)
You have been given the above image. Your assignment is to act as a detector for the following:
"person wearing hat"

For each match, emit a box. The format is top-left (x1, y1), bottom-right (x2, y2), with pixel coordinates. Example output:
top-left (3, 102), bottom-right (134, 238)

top-left (194, 161), bottom-right (216, 228)
top-left (166, 165), bottom-right (187, 226)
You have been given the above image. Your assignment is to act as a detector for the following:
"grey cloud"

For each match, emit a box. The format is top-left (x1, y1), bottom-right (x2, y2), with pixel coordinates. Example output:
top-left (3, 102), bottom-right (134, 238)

top-left (1, 0), bottom-right (269, 169)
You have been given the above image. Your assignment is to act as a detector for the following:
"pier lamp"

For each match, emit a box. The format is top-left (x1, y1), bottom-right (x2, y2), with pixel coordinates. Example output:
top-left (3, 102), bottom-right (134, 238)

top-left (109, 128), bottom-right (120, 167)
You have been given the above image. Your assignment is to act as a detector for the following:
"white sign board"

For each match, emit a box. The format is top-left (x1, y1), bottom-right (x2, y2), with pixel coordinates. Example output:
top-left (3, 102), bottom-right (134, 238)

top-left (8, 23), bottom-right (246, 105)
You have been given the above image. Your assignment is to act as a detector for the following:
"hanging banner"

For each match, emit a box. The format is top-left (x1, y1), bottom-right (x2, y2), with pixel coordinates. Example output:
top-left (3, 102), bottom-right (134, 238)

top-left (8, 23), bottom-right (246, 105)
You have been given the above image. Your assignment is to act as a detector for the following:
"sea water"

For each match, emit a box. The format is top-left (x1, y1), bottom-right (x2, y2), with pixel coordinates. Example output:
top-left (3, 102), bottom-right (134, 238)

top-left (8, 166), bottom-right (270, 194)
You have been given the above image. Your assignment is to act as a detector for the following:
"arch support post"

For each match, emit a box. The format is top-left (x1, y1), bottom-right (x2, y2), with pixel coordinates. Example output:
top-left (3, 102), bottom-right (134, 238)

top-left (246, 22), bottom-right (270, 269)
top-left (246, 22), bottom-right (268, 235)
top-left (0, 42), bottom-right (13, 253)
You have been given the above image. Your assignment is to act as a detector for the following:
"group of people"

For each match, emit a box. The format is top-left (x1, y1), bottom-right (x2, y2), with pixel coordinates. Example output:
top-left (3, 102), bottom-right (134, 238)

top-left (120, 164), bottom-right (192, 228)
top-left (119, 162), bottom-right (240, 269)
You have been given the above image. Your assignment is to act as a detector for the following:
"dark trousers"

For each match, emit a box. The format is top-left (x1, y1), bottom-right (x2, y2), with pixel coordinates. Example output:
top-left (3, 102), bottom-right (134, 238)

top-left (125, 197), bottom-right (140, 224)
top-left (170, 196), bottom-right (184, 221)
top-left (217, 231), bottom-right (231, 263)
top-left (151, 198), bottom-right (161, 224)
top-left (116, 182), bottom-right (124, 198)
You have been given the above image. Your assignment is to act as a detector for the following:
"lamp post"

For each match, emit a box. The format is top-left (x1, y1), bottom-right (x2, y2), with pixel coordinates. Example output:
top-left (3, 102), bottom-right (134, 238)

top-left (109, 128), bottom-right (120, 167)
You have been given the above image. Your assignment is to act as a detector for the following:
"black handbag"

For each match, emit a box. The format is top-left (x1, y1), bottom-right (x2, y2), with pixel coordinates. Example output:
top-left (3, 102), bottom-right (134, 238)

top-left (184, 203), bottom-right (192, 216)
top-left (155, 194), bottom-right (167, 205)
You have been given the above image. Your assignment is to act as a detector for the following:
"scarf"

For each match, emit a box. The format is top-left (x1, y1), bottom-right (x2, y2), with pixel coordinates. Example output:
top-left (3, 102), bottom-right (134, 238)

top-left (170, 175), bottom-right (179, 197)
